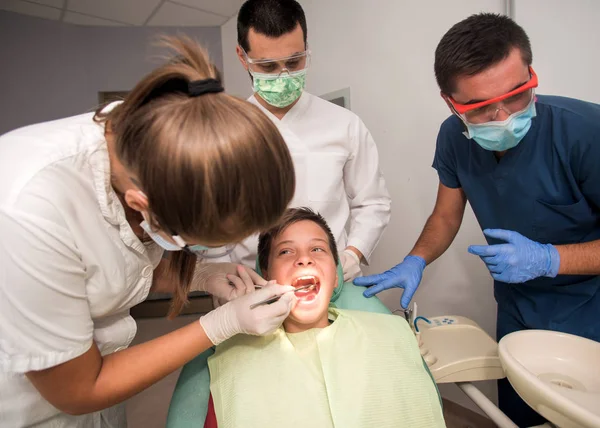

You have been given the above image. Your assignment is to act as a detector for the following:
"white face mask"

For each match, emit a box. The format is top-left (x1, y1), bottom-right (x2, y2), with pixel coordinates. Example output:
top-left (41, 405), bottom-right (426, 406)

top-left (139, 220), bottom-right (191, 252)
top-left (139, 212), bottom-right (235, 258)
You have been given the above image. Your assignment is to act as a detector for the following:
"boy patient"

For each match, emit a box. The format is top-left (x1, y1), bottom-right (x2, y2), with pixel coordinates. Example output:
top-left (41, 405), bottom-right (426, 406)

top-left (206, 208), bottom-right (446, 428)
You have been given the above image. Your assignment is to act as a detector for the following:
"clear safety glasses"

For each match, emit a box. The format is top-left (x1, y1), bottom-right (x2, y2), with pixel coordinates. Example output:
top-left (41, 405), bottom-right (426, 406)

top-left (447, 66), bottom-right (539, 124)
top-left (242, 48), bottom-right (311, 76)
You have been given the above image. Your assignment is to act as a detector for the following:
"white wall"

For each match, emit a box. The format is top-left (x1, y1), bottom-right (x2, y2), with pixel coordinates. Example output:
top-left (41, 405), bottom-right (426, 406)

top-left (221, 15), bottom-right (251, 97)
top-left (513, 0), bottom-right (600, 103)
top-left (0, 11), bottom-right (223, 135)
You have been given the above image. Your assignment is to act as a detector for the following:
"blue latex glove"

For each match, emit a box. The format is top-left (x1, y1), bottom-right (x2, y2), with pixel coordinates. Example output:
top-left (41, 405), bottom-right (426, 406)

top-left (468, 229), bottom-right (560, 283)
top-left (353, 255), bottom-right (426, 308)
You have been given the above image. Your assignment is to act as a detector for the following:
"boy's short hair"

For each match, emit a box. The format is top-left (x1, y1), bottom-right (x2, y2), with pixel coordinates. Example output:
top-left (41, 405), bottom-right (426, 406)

top-left (257, 207), bottom-right (339, 274)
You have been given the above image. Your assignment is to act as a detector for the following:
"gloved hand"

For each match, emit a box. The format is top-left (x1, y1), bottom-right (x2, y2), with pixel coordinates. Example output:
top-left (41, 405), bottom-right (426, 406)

top-left (468, 229), bottom-right (560, 283)
top-left (199, 282), bottom-right (297, 345)
top-left (353, 255), bottom-right (426, 308)
top-left (340, 248), bottom-right (362, 282)
top-left (192, 262), bottom-right (267, 306)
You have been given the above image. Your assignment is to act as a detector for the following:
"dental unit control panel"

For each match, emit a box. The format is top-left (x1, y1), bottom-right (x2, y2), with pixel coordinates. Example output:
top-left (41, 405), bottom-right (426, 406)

top-left (406, 303), bottom-right (505, 384)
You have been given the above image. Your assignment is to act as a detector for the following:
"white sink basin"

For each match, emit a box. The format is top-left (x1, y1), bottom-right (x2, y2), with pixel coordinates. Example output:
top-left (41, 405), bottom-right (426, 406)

top-left (499, 330), bottom-right (600, 428)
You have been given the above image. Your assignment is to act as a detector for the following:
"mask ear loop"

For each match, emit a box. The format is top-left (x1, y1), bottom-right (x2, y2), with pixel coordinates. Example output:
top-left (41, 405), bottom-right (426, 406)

top-left (145, 211), bottom-right (188, 252)
top-left (171, 234), bottom-right (187, 250)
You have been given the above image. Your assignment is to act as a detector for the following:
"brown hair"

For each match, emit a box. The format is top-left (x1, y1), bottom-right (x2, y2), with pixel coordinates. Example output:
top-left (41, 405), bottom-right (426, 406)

top-left (237, 0), bottom-right (308, 53)
top-left (435, 13), bottom-right (532, 95)
top-left (257, 207), bottom-right (339, 275)
top-left (95, 36), bottom-right (295, 317)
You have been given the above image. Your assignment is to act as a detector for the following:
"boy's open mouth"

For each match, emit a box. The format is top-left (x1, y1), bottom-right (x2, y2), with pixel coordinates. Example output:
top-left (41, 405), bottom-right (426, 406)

top-left (291, 275), bottom-right (320, 301)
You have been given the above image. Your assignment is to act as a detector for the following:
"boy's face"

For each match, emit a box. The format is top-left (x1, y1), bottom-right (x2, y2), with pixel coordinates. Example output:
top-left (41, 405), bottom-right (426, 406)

top-left (265, 220), bottom-right (338, 333)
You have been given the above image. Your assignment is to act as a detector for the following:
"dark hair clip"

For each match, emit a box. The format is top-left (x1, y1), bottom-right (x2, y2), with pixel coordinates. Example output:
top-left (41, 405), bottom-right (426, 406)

top-left (187, 78), bottom-right (224, 97)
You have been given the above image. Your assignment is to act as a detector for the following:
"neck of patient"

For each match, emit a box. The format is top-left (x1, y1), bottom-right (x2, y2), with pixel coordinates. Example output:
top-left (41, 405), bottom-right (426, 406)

top-left (283, 313), bottom-right (330, 334)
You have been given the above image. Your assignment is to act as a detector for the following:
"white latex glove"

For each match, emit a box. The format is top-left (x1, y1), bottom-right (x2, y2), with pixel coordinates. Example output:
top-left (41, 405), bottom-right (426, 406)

top-left (193, 262), bottom-right (267, 306)
top-left (199, 282), bottom-right (297, 345)
top-left (341, 248), bottom-right (362, 282)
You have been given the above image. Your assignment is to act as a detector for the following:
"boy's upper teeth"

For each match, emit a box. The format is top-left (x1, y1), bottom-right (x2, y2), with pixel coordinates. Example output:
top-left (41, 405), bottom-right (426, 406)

top-left (293, 276), bottom-right (318, 287)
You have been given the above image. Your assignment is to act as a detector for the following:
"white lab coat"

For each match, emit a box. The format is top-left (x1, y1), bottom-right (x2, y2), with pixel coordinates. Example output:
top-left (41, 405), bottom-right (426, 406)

top-left (227, 92), bottom-right (391, 268)
top-left (0, 108), bottom-right (163, 427)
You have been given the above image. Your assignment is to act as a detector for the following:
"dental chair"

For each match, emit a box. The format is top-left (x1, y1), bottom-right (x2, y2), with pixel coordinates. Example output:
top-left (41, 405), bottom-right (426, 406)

top-left (166, 263), bottom-right (411, 428)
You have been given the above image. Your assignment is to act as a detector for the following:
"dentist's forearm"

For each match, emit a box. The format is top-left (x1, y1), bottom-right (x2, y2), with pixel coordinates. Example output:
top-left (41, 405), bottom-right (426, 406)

top-left (91, 321), bottom-right (212, 410)
top-left (409, 213), bottom-right (462, 265)
top-left (555, 239), bottom-right (600, 275)
top-left (27, 320), bottom-right (213, 415)
top-left (410, 183), bottom-right (466, 265)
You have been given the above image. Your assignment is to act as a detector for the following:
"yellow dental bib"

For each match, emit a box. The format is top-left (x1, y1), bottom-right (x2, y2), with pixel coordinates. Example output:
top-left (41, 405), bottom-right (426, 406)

top-left (208, 309), bottom-right (445, 427)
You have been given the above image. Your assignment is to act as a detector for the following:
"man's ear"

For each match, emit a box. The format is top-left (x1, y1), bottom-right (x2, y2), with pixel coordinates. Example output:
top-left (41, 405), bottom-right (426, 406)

top-left (441, 91), bottom-right (456, 114)
top-left (236, 45), bottom-right (249, 71)
top-left (441, 91), bottom-right (468, 132)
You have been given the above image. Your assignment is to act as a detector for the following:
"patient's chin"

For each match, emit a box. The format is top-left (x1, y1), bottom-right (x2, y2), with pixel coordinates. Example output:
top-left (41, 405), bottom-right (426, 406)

top-left (286, 289), bottom-right (332, 330)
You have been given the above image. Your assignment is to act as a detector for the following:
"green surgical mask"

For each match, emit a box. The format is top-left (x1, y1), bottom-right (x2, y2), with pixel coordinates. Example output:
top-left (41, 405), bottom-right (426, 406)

top-left (252, 70), bottom-right (307, 108)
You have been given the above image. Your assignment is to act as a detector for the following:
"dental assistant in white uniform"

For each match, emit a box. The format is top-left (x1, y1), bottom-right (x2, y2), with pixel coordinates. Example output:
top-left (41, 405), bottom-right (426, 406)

top-left (227, 0), bottom-right (391, 283)
top-left (0, 37), bottom-right (297, 427)
top-left (231, 0), bottom-right (391, 281)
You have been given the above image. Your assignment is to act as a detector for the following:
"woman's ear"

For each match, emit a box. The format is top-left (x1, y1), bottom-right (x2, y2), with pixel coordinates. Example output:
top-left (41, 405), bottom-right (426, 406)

top-left (125, 189), bottom-right (149, 213)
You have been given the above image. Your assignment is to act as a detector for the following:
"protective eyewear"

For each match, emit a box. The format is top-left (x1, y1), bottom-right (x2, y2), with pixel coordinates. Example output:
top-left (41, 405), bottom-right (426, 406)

top-left (447, 66), bottom-right (538, 124)
top-left (242, 48), bottom-right (311, 75)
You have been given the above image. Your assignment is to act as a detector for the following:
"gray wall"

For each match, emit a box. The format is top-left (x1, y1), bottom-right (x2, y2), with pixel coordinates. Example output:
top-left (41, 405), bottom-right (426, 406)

top-left (0, 11), bottom-right (223, 135)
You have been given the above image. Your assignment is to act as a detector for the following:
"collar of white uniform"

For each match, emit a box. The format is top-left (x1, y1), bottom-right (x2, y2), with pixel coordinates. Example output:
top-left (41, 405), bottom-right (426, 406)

top-left (249, 91), bottom-right (311, 122)
top-left (89, 101), bottom-right (147, 253)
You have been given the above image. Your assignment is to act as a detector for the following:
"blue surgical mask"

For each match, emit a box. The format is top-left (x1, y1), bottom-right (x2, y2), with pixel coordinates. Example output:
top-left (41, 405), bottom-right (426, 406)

top-left (463, 100), bottom-right (537, 152)
top-left (141, 220), bottom-right (183, 251)
top-left (140, 220), bottom-right (210, 253)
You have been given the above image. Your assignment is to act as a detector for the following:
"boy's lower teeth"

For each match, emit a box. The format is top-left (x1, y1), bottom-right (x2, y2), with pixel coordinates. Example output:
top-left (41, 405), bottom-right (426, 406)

top-left (295, 284), bottom-right (318, 295)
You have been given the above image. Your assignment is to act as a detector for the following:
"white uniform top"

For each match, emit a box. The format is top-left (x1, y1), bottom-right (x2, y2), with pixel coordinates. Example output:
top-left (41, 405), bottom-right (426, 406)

top-left (227, 92), bottom-right (391, 268)
top-left (0, 107), bottom-right (164, 427)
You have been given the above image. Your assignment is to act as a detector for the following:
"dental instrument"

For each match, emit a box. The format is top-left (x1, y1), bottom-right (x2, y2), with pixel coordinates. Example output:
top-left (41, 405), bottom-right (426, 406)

top-left (249, 284), bottom-right (314, 309)
top-left (393, 302), bottom-right (414, 324)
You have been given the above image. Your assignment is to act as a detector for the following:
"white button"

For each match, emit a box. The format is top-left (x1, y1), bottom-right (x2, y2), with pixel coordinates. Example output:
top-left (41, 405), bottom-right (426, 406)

top-left (141, 265), bottom-right (153, 278)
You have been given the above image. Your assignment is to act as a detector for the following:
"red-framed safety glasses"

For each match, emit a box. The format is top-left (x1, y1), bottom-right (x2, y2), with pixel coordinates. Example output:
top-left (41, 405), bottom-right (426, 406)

top-left (448, 66), bottom-right (538, 115)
